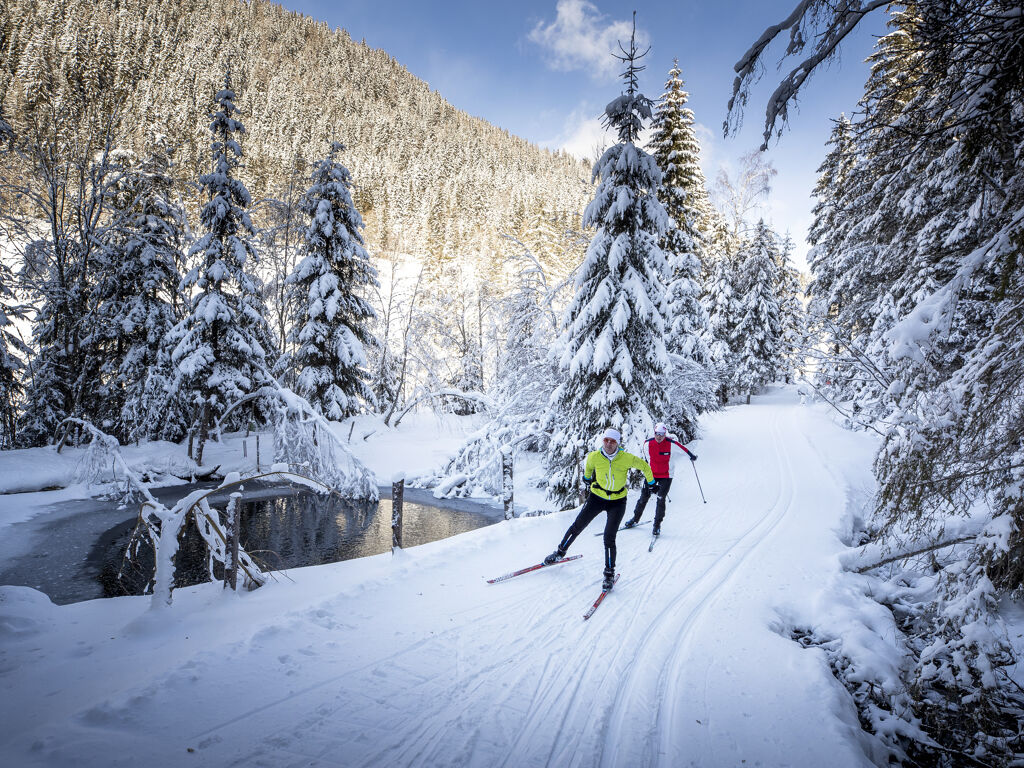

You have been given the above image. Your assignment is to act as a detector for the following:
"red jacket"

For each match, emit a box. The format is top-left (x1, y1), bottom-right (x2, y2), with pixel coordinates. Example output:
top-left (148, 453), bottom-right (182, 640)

top-left (642, 436), bottom-right (693, 478)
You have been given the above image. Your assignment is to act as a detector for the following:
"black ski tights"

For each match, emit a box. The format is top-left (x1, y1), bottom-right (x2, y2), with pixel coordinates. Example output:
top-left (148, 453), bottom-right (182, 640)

top-left (556, 493), bottom-right (627, 570)
top-left (631, 477), bottom-right (672, 527)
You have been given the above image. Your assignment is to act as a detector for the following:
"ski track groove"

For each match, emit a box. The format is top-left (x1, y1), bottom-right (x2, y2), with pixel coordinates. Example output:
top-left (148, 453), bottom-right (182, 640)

top-left (516, 409), bottom-right (782, 768)
top-left (207, 400), bottom-right (812, 768)
top-left (348, 573), bottom-right (598, 768)
top-left (658, 406), bottom-right (797, 766)
top-left (598, 406), bottom-right (797, 767)
top-left (201, 569), bottom-right (574, 762)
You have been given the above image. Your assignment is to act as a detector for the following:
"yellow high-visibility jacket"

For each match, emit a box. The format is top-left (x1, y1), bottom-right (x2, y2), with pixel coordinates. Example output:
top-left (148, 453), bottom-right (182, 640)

top-left (583, 447), bottom-right (654, 501)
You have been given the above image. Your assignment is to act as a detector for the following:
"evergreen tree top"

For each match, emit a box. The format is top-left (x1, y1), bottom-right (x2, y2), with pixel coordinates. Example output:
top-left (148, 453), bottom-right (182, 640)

top-left (603, 13), bottom-right (653, 145)
top-left (659, 59), bottom-right (688, 106)
top-left (208, 70), bottom-right (246, 162)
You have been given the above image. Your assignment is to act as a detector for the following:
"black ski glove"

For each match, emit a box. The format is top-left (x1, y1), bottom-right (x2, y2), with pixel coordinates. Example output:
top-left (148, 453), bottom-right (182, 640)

top-left (688, 452), bottom-right (698, 461)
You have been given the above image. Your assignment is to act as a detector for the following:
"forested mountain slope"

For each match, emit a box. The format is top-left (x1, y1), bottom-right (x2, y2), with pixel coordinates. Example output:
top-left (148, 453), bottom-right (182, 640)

top-left (0, 0), bottom-right (592, 266)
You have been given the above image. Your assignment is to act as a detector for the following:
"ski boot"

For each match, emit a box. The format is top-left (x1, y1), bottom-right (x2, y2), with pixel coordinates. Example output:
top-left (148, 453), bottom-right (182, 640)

top-left (622, 518), bottom-right (638, 529)
top-left (602, 567), bottom-right (616, 591)
top-left (543, 549), bottom-right (566, 565)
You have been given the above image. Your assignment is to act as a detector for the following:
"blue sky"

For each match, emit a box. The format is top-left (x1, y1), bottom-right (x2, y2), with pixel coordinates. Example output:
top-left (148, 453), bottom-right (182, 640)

top-left (281, 0), bottom-right (888, 268)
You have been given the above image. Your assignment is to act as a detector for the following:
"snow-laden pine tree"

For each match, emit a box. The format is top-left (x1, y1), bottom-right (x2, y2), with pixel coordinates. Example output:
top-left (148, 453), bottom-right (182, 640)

top-left (91, 142), bottom-right (185, 443)
top-left (286, 142), bottom-right (378, 421)
top-left (731, 221), bottom-right (781, 403)
top-left (648, 59), bottom-right (712, 370)
top-left (647, 59), bottom-right (717, 438)
top-left (167, 70), bottom-right (276, 462)
top-left (806, 115), bottom-right (856, 323)
top-left (545, 29), bottom-right (671, 508)
top-left (774, 234), bottom-right (804, 384)
top-left (702, 221), bottom-right (742, 404)
top-left (805, 115), bottom-right (866, 405)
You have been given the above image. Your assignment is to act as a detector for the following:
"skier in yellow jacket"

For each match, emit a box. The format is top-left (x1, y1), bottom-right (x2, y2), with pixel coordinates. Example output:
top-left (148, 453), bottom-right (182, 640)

top-left (544, 427), bottom-right (655, 590)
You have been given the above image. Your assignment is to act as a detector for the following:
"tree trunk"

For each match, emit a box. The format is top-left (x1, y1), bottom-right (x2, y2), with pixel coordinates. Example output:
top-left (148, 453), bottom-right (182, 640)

top-left (501, 447), bottom-right (514, 520)
top-left (195, 401), bottom-right (209, 465)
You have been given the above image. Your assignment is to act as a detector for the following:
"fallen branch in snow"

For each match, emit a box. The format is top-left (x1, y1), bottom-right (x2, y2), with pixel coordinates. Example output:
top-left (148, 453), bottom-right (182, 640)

top-left (854, 535), bottom-right (977, 573)
top-left (389, 387), bottom-right (496, 428)
top-left (800, 377), bottom-right (887, 437)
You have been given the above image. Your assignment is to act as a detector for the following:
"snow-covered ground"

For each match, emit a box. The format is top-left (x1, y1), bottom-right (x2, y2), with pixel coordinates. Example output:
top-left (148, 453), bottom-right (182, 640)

top-left (1, 388), bottom-right (898, 767)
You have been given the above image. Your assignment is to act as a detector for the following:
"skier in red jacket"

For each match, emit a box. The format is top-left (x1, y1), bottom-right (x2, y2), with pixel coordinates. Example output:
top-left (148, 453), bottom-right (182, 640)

top-left (622, 422), bottom-right (696, 536)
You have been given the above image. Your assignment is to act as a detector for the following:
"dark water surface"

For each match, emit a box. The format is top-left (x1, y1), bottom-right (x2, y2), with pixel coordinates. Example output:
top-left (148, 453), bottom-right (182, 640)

top-left (0, 484), bottom-right (502, 605)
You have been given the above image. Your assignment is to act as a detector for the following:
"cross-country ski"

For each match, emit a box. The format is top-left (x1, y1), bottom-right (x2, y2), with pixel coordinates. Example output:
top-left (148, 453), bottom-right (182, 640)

top-left (485, 554), bottom-right (582, 584)
top-left (593, 519), bottom-right (651, 535)
top-left (583, 573), bottom-right (620, 620)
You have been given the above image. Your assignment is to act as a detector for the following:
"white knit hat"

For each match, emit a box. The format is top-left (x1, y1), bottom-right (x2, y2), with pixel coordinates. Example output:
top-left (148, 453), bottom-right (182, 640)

top-left (654, 422), bottom-right (667, 434)
top-left (602, 427), bottom-right (621, 442)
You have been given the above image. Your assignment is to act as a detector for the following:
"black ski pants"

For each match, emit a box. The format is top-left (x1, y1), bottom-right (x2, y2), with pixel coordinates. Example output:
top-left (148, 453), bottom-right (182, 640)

top-left (557, 492), bottom-right (627, 571)
top-left (630, 477), bottom-right (673, 527)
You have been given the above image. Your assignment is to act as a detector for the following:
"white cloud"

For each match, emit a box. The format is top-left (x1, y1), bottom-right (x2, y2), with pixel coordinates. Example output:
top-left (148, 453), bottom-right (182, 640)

top-left (543, 107), bottom-right (610, 163)
top-left (528, 0), bottom-right (647, 80)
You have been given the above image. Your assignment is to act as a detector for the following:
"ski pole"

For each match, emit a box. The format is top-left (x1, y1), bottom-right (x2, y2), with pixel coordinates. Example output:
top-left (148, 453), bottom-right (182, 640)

top-left (691, 460), bottom-right (707, 503)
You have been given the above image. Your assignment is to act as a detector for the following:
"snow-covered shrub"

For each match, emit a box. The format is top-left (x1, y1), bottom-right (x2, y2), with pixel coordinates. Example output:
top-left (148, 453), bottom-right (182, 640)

top-left (663, 355), bottom-right (719, 443)
top-left (418, 422), bottom-right (548, 503)
top-left (816, 536), bottom-right (1024, 767)
top-left (267, 387), bottom-right (377, 500)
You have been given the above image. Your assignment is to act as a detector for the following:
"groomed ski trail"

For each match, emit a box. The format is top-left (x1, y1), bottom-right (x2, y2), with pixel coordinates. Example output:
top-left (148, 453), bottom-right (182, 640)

top-left (206, 390), bottom-right (870, 768)
top-left (0, 388), bottom-right (879, 768)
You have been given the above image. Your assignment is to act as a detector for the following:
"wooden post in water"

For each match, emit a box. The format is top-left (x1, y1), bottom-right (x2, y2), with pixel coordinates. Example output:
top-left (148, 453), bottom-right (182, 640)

top-left (392, 476), bottom-right (405, 552)
top-left (224, 491), bottom-right (242, 590)
top-left (501, 445), bottom-right (514, 519)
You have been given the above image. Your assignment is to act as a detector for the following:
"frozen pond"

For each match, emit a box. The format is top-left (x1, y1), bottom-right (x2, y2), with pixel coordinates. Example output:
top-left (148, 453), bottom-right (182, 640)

top-left (0, 483), bottom-right (503, 605)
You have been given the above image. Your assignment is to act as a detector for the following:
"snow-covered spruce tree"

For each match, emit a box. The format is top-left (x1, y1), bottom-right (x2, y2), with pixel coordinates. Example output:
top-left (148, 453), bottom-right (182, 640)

top-left (286, 142), bottom-right (378, 421)
top-left (774, 234), bottom-right (804, 384)
top-left (805, 115), bottom-right (865, 405)
top-left (647, 60), bottom-right (713, 365)
top-left (90, 143), bottom-right (186, 443)
top-left (545, 28), bottom-right (671, 509)
top-left (702, 224), bottom-right (742, 404)
top-left (731, 221), bottom-right (781, 403)
top-left (647, 59), bottom-right (716, 438)
top-left (168, 70), bottom-right (276, 463)
top-left (806, 115), bottom-right (856, 325)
